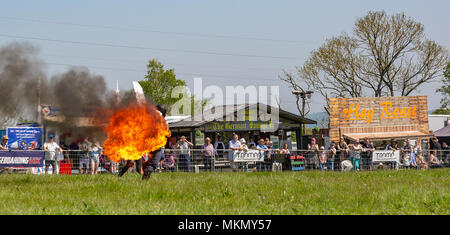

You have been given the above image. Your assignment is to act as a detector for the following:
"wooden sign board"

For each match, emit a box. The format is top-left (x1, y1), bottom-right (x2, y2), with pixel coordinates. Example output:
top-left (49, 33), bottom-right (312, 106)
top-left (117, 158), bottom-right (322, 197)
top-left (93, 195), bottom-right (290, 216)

top-left (328, 96), bottom-right (430, 142)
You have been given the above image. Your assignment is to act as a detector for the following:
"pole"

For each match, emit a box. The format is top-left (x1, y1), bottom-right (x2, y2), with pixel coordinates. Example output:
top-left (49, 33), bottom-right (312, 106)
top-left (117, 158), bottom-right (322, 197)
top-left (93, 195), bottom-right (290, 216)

top-left (37, 76), bottom-right (41, 124)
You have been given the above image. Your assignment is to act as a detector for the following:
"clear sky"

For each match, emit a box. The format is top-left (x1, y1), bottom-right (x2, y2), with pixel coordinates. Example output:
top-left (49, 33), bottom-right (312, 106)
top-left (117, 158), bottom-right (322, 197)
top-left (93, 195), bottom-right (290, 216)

top-left (0, 0), bottom-right (449, 114)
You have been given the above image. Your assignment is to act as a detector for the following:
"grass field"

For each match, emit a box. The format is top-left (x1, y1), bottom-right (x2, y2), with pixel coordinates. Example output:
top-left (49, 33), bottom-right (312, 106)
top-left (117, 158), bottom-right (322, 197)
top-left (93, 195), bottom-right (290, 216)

top-left (0, 169), bottom-right (449, 215)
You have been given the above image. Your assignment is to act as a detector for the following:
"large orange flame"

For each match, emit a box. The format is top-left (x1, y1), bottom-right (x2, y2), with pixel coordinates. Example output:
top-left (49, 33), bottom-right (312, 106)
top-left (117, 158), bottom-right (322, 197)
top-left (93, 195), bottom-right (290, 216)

top-left (103, 104), bottom-right (171, 162)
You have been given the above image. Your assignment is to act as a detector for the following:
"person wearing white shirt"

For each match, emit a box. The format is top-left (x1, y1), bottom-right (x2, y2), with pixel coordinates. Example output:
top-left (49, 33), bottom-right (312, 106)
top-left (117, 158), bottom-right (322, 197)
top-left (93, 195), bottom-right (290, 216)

top-left (43, 134), bottom-right (62, 174)
top-left (228, 134), bottom-right (242, 172)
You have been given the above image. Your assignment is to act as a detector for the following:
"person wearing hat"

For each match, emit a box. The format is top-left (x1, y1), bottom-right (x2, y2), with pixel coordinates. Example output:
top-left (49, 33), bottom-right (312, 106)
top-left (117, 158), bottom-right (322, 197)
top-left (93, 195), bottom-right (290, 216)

top-left (239, 138), bottom-right (249, 170)
top-left (0, 135), bottom-right (8, 150)
top-left (43, 134), bottom-right (63, 174)
top-left (240, 138), bottom-right (249, 151)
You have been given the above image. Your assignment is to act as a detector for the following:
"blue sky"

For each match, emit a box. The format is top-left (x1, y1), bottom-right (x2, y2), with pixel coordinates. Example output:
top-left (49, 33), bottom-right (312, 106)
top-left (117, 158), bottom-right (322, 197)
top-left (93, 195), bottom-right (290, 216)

top-left (0, 0), bottom-right (449, 114)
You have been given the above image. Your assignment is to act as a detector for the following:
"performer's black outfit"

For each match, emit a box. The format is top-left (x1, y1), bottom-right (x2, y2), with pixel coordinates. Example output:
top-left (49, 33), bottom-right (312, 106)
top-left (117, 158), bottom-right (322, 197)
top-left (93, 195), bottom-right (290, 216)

top-left (118, 158), bottom-right (142, 176)
top-left (118, 105), bottom-right (167, 180)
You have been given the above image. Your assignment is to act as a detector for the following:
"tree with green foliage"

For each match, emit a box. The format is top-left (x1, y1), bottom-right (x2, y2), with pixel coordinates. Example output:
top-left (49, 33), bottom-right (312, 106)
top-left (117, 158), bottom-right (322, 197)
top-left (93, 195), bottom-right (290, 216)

top-left (139, 59), bottom-right (187, 114)
top-left (139, 59), bottom-right (207, 116)
top-left (433, 61), bottom-right (450, 114)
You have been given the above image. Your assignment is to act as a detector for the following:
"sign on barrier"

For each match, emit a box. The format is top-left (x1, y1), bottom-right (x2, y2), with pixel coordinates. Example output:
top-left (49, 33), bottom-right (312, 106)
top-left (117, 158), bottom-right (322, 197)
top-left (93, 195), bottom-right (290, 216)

top-left (372, 150), bottom-right (400, 162)
top-left (233, 150), bottom-right (264, 162)
top-left (7, 127), bottom-right (42, 150)
top-left (0, 150), bottom-right (45, 167)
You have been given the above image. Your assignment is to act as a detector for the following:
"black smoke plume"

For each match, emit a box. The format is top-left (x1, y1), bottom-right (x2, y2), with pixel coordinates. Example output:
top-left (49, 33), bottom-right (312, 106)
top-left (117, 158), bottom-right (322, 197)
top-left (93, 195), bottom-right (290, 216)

top-left (0, 42), bottom-right (141, 143)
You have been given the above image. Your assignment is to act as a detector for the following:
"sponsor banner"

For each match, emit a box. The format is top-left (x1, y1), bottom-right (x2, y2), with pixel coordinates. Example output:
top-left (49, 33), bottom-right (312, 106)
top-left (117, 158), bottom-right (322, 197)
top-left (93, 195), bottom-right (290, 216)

top-left (7, 127), bottom-right (43, 150)
top-left (41, 105), bottom-right (61, 117)
top-left (0, 150), bottom-right (45, 167)
top-left (372, 150), bottom-right (400, 162)
top-left (233, 150), bottom-right (265, 162)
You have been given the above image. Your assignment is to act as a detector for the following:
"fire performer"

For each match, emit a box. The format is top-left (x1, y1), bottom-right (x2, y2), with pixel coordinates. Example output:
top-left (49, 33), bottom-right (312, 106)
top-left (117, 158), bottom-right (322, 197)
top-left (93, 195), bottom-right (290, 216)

top-left (118, 104), bottom-right (167, 180)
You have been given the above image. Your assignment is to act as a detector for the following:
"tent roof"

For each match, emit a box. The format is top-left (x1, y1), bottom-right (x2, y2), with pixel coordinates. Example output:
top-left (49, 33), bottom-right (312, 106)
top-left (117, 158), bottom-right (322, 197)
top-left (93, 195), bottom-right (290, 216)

top-left (434, 125), bottom-right (450, 137)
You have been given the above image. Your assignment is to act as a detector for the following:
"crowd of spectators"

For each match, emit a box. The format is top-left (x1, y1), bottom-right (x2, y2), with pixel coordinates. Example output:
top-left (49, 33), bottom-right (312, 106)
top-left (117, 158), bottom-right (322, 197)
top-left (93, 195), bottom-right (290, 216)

top-left (1, 132), bottom-right (449, 174)
top-left (303, 136), bottom-right (449, 171)
top-left (67, 135), bottom-right (450, 173)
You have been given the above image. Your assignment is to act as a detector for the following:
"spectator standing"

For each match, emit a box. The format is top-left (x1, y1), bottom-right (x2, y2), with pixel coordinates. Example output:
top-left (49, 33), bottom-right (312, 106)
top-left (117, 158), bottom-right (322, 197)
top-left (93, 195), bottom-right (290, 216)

top-left (228, 134), bottom-right (242, 172)
top-left (240, 138), bottom-right (249, 151)
top-left (429, 138), bottom-right (442, 168)
top-left (385, 139), bottom-right (400, 169)
top-left (43, 134), bottom-right (63, 174)
top-left (413, 141), bottom-right (426, 169)
top-left (264, 138), bottom-right (270, 147)
top-left (431, 137), bottom-right (442, 162)
top-left (280, 143), bottom-right (290, 154)
top-left (256, 139), bottom-right (269, 171)
top-left (307, 138), bottom-right (320, 169)
top-left (413, 140), bottom-right (422, 157)
top-left (403, 139), bottom-right (412, 152)
top-left (90, 141), bottom-right (102, 175)
top-left (266, 141), bottom-right (279, 171)
top-left (202, 137), bottom-right (215, 171)
top-left (336, 137), bottom-right (349, 170)
top-left (362, 138), bottom-right (375, 171)
top-left (78, 137), bottom-right (92, 174)
top-left (266, 141), bottom-right (276, 158)
top-left (177, 136), bottom-right (193, 172)
top-left (327, 143), bottom-right (337, 171)
top-left (239, 138), bottom-right (249, 170)
top-left (214, 136), bottom-right (226, 160)
top-left (401, 139), bottom-right (413, 168)
top-left (350, 139), bottom-right (363, 171)
top-left (408, 140), bottom-right (418, 168)
top-left (0, 135), bottom-right (8, 150)
top-left (0, 135), bottom-right (11, 174)
top-left (319, 146), bottom-right (327, 171)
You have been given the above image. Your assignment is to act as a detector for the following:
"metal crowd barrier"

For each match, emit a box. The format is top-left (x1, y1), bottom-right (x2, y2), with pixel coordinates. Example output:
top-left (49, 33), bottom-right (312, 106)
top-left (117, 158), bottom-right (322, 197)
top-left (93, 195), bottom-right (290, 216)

top-left (1, 149), bottom-right (449, 174)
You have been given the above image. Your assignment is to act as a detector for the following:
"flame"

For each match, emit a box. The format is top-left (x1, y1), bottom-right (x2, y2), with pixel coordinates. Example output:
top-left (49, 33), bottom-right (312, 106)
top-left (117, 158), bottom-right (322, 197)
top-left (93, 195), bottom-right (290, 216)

top-left (103, 104), bottom-right (171, 162)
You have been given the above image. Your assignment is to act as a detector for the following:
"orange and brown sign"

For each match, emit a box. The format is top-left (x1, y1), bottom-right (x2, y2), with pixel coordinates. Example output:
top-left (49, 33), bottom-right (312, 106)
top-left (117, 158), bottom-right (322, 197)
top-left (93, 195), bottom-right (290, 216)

top-left (329, 96), bottom-right (431, 142)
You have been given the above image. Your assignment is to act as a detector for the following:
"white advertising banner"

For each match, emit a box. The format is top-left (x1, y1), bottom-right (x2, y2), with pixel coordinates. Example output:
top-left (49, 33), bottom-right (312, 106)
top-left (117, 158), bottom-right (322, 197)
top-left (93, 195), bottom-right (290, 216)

top-left (233, 150), bottom-right (265, 162)
top-left (372, 150), bottom-right (400, 162)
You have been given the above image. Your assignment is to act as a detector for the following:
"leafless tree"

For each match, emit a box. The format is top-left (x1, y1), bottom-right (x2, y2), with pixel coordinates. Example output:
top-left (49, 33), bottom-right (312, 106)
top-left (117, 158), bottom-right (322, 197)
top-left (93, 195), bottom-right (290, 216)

top-left (281, 11), bottom-right (448, 112)
top-left (279, 71), bottom-right (312, 117)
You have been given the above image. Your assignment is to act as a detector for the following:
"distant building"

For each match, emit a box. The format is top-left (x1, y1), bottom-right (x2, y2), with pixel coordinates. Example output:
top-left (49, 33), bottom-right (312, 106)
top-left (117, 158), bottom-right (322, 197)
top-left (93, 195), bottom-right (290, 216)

top-left (168, 103), bottom-right (316, 150)
top-left (428, 115), bottom-right (449, 132)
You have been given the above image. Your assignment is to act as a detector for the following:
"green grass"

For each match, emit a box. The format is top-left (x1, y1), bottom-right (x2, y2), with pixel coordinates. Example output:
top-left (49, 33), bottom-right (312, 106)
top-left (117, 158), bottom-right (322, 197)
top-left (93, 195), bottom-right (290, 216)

top-left (0, 169), bottom-right (449, 215)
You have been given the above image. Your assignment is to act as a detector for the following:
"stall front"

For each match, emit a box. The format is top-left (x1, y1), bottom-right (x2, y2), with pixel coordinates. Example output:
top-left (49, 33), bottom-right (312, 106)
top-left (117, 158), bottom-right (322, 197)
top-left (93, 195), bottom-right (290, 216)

top-left (168, 103), bottom-right (316, 150)
top-left (329, 96), bottom-right (433, 148)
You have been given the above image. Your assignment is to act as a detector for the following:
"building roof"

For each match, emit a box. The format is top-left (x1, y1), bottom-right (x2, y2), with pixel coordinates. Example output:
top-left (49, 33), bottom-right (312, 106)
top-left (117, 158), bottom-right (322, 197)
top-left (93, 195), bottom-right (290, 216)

top-left (434, 125), bottom-right (450, 137)
top-left (168, 103), bottom-right (316, 129)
